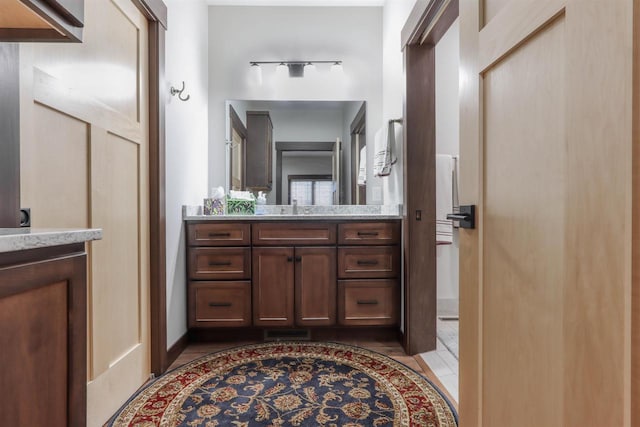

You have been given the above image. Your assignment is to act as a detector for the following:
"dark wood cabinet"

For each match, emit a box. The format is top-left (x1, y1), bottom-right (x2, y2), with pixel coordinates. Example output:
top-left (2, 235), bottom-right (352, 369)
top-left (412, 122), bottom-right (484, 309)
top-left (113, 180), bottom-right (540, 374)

top-left (187, 223), bottom-right (252, 328)
top-left (245, 111), bottom-right (273, 191)
top-left (252, 247), bottom-right (295, 326)
top-left (0, 243), bottom-right (87, 426)
top-left (188, 281), bottom-right (251, 328)
top-left (337, 222), bottom-right (400, 326)
top-left (295, 247), bottom-right (336, 326)
top-left (186, 220), bottom-right (400, 334)
top-left (1, 0), bottom-right (84, 42)
top-left (338, 279), bottom-right (399, 326)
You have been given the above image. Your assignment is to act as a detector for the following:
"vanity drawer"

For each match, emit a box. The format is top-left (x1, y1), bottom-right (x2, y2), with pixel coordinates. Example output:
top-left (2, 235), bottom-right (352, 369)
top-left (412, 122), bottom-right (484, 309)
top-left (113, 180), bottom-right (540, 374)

top-left (188, 223), bottom-right (251, 247)
top-left (252, 222), bottom-right (336, 246)
top-left (189, 247), bottom-right (251, 280)
top-left (189, 281), bottom-right (251, 327)
top-left (338, 222), bottom-right (400, 245)
top-left (338, 280), bottom-right (399, 326)
top-left (338, 246), bottom-right (399, 279)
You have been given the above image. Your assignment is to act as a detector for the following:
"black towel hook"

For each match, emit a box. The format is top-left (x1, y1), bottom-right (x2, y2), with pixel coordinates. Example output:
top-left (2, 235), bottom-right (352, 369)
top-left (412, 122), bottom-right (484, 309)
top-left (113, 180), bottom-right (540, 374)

top-left (170, 81), bottom-right (190, 101)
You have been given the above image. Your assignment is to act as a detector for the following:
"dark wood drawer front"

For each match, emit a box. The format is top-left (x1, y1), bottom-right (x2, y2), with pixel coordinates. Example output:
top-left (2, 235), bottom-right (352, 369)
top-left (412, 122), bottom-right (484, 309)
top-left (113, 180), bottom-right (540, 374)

top-left (338, 222), bottom-right (400, 245)
top-left (338, 247), bottom-right (399, 279)
top-left (253, 223), bottom-right (336, 246)
top-left (338, 280), bottom-right (399, 326)
top-left (189, 282), bottom-right (251, 327)
top-left (188, 223), bottom-right (251, 246)
top-left (189, 248), bottom-right (251, 280)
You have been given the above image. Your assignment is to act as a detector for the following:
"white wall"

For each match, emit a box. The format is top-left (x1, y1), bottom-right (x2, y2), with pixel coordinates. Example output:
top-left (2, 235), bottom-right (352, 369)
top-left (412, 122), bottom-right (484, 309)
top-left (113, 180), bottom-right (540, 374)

top-left (381, 0), bottom-right (416, 206)
top-left (208, 6), bottom-right (384, 203)
top-left (435, 18), bottom-right (460, 315)
top-left (165, 0), bottom-right (209, 349)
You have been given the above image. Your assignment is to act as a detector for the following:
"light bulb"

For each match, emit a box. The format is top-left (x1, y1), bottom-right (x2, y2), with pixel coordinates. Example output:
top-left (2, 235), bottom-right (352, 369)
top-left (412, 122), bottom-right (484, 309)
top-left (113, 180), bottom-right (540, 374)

top-left (276, 62), bottom-right (288, 77)
top-left (249, 63), bottom-right (262, 86)
top-left (330, 61), bottom-right (343, 74)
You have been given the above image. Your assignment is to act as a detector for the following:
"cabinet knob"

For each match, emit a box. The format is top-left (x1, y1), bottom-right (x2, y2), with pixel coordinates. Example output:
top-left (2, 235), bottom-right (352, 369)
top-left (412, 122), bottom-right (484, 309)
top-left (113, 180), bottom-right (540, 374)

top-left (287, 256), bottom-right (294, 262)
top-left (295, 256), bottom-right (302, 262)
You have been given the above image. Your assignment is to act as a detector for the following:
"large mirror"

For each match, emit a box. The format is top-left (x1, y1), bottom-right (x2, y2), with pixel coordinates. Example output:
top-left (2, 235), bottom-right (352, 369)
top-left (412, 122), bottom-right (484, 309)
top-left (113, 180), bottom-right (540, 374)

top-left (225, 100), bottom-right (367, 205)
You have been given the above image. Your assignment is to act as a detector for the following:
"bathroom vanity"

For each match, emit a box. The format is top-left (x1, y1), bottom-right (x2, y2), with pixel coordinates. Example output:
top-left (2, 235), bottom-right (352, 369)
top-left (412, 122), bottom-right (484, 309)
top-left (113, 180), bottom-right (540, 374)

top-left (184, 208), bottom-right (402, 340)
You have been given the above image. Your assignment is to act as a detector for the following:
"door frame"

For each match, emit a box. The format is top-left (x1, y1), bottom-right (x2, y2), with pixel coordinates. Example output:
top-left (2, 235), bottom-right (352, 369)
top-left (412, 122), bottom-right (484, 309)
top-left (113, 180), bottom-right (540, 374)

top-left (401, 0), bottom-right (458, 355)
top-left (129, 0), bottom-right (169, 375)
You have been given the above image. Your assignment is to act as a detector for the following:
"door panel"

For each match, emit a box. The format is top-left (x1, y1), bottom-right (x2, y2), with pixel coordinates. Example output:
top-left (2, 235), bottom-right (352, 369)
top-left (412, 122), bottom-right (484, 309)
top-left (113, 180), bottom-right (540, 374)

top-left (19, 0), bottom-right (149, 425)
top-left (460, 1), bottom-right (632, 426)
top-left (90, 128), bottom-right (141, 377)
top-left (482, 17), bottom-right (565, 427)
top-left (253, 247), bottom-right (295, 326)
top-left (295, 247), bottom-right (336, 326)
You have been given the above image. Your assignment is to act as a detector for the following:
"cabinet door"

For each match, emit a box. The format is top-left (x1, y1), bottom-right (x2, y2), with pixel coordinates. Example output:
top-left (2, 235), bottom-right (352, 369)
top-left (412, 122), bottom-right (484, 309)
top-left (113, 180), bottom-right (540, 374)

top-left (295, 247), bottom-right (336, 326)
top-left (252, 247), bottom-right (294, 326)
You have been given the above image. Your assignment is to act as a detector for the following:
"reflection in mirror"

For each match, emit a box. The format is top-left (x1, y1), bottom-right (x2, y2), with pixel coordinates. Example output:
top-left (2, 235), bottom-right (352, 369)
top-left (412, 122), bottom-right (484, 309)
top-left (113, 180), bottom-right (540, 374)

top-left (225, 100), bottom-right (366, 205)
top-left (228, 107), bottom-right (247, 191)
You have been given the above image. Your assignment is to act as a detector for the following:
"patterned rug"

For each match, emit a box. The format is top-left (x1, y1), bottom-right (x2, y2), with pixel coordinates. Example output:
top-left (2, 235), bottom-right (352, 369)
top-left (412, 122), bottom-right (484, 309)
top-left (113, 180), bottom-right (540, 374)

top-left (108, 342), bottom-right (458, 426)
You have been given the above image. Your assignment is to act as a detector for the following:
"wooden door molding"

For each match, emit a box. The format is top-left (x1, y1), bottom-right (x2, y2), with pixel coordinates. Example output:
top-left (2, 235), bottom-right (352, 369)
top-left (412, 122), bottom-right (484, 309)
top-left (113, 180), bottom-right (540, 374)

top-left (0, 44), bottom-right (20, 228)
top-left (402, 0), bottom-right (458, 355)
top-left (130, 0), bottom-right (169, 376)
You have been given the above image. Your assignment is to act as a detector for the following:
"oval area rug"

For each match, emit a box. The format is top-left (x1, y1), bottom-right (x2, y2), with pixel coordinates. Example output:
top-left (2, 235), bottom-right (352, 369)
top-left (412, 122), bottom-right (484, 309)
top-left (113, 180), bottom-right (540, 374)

top-left (108, 342), bottom-right (458, 426)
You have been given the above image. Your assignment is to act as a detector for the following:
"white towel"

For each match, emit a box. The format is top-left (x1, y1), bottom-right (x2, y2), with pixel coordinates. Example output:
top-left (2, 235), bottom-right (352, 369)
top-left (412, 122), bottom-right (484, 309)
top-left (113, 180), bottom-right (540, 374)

top-left (436, 154), bottom-right (455, 244)
top-left (357, 146), bottom-right (367, 186)
top-left (373, 121), bottom-right (399, 177)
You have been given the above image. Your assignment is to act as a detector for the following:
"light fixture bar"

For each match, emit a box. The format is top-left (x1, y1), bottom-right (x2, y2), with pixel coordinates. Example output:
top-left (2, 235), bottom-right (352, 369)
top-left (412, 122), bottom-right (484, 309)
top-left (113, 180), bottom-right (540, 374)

top-left (249, 61), bottom-right (342, 78)
top-left (249, 61), bottom-right (342, 65)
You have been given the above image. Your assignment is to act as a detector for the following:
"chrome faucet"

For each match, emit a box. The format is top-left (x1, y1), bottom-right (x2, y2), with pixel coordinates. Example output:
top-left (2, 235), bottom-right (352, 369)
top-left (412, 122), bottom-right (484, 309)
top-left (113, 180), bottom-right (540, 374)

top-left (292, 199), bottom-right (298, 215)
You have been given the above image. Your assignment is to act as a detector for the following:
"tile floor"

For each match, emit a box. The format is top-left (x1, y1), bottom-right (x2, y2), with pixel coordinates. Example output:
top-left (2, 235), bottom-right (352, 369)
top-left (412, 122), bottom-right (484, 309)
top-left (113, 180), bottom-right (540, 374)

top-left (419, 318), bottom-right (460, 402)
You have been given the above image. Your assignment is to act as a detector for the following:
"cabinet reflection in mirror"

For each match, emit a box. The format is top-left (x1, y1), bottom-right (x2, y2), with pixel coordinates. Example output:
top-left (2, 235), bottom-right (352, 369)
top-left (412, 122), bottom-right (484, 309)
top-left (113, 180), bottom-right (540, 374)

top-left (225, 100), bottom-right (367, 205)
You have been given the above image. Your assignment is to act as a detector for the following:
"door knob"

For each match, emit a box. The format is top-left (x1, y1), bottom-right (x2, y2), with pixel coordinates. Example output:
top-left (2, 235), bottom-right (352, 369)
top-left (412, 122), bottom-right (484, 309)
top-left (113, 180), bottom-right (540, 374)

top-left (446, 205), bottom-right (476, 229)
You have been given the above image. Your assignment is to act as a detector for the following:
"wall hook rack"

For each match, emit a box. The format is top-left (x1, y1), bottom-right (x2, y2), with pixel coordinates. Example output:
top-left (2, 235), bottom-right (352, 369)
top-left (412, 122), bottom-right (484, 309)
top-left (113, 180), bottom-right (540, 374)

top-left (170, 81), bottom-right (190, 101)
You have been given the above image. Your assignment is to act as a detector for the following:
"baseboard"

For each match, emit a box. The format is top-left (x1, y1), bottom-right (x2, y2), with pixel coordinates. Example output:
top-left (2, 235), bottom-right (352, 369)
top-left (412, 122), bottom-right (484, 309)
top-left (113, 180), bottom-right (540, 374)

top-left (437, 298), bottom-right (459, 317)
top-left (166, 332), bottom-right (189, 370)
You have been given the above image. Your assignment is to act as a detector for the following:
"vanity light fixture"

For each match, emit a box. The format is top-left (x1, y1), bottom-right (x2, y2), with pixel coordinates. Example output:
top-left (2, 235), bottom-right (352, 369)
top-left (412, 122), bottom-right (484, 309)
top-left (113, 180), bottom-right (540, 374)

top-left (249, 61), bottom-right (343, 78)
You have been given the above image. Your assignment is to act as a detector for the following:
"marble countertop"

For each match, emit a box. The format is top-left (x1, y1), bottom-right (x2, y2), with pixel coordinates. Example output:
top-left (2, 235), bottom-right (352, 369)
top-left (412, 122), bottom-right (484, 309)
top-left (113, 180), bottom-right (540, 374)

top-left (0, 228), bottom-right (103, 253)
top-left (183, 205), bottom-right (403, 221)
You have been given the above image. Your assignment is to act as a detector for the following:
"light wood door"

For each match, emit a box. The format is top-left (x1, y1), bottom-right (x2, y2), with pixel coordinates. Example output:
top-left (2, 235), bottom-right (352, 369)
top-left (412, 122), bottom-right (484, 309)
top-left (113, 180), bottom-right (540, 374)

top-left (19, 0), bottom-right (150, 424)
top-left (295, 247), bottom-right (336, 326)
top-left (252, 247), bottom-right (295, 326)
top-left (459, 1), bottom-right (632, 427)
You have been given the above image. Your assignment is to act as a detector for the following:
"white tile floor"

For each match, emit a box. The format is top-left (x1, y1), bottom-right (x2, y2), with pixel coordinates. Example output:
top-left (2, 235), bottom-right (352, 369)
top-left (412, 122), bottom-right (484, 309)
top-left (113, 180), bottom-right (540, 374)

top-left (419, 319), bottom-right (459, 402)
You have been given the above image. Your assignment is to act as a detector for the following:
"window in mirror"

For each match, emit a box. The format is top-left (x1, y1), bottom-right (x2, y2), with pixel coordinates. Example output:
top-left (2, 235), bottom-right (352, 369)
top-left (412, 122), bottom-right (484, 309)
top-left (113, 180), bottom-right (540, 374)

top-left (289, 175), bottom-right (333, 206)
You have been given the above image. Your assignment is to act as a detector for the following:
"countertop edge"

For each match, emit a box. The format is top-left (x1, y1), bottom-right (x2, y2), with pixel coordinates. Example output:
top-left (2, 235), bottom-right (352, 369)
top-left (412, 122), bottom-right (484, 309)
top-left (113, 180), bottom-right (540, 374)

top-left (0, 228), bottom-right (103, 253)
top-left (183, 215), bottom-right (403, 221)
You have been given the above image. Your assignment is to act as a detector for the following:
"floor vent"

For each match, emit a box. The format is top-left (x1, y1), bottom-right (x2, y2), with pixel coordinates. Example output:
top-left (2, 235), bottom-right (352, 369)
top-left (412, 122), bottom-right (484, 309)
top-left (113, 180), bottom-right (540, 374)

top-left (264, 329), bottom-right (311, 341)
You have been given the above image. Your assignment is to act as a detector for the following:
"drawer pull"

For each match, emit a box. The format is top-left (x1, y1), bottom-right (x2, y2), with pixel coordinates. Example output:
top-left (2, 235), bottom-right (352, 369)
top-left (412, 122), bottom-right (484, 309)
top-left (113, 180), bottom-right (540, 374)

top-left (357, 231), bottom-right (379, 237)
top-left (209, 232), bottom-right (231, 237)
top-left (357, 299), bottom-right (379, 305)
top-left (208, 302), bottom-right (232, 307)
top-left (357, 260), bottom-right (379, 266)
top-left (209, 261), bottom-right (232, 266)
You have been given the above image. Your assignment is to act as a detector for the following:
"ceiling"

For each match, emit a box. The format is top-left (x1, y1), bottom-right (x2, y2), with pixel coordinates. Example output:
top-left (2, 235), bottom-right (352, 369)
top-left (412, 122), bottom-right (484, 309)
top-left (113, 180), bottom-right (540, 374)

top-left (207, 0), bottom-right (383, 6)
